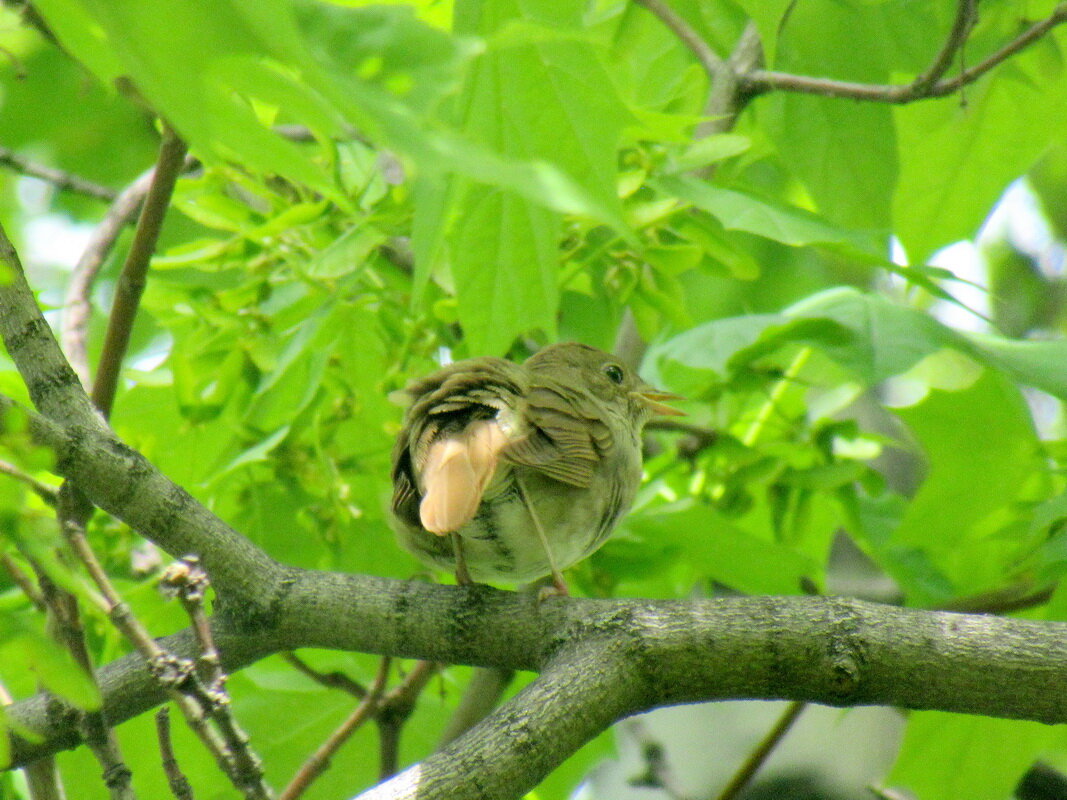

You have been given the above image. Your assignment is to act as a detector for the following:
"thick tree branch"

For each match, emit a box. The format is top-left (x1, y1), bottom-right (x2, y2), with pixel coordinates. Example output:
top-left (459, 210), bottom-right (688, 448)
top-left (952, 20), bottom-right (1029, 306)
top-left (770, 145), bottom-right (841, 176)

top-left (0, 224), bottom-right (284, 615)
top-left (5, 564), bottom-right (1067, 779)
top-left (0, 145), bottom-right (117, 202)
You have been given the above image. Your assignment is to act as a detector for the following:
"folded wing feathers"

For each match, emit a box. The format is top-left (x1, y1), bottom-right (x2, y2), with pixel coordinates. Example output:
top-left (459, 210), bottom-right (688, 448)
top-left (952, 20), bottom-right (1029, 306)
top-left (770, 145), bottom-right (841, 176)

top-left (392, 357), bottom-right (618, 533)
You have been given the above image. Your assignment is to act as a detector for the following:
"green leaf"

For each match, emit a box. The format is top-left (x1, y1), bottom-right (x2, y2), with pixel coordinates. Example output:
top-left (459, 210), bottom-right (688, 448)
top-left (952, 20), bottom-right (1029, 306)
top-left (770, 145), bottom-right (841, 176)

top-left (0, 629), bottom-right (102, 711)
top-left (667, 133), bottom-right (751, 173)
top-left (304, 224), bottom-right (387, 279)
top-left (894, 38), bottom-right (1067, 262)
top-left (451, 190), bottom-right (560, 355)
top-left (411, 0), bottom-right (636, 354)
top-left (892, 369), bottom-right (1043, 596)
top-left (960, 334), bottom-right (1067, 401)
top-left (623, 500), bottom-right (819, 594)
top-left (654, 176), bottom-right (885, 257)
top-left (889, 712), bottom-right (1055, 800)
top-left (758, 0), bottom-right (902, 230)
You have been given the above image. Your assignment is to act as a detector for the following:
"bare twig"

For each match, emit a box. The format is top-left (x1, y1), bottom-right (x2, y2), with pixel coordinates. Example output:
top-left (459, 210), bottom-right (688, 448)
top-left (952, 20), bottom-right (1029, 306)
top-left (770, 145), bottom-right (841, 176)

top-left (155, 708), bottom-right (195, 800)
top-left (278, 657), bottom-right (393, 800)
top-left (910, 0), bottom-right (979, 93)
top-left (636, 0), bottom-right (1066, 107)
top-left (0, 458), bottom-right (58, 506)
top-left (58, 512), bottom-right (271, 800)
top-left (0, 145), bottom-right (117, 201)
top-left (630, 0), bottom-right (725, 82)
top-left (23, 758), bottom-right (67, 800)
top-left (376, 661), bottom-right (438, 780)
top-left (35, 550), bottom-right (135, 800)
top-left (283, 652), bottom-right (367, 698)
top-left (90, 125), bottom-right (187, 418)
top-left (715, 700), bottom-right (806, 800)
top-left (61, 167), bottom-right (156, 388)
top-left (160, 557), bottom-right (270, 797)
top-left (741, 4), bottom-right (1067, 103)
top-left (0, 552), bottom-right (46, 610)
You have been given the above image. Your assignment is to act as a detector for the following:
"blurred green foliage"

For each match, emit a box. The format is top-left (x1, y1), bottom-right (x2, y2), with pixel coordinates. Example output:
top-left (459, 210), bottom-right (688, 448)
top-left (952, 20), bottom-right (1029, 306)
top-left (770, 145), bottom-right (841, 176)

top-left (2, 0), bottom-right (1067, 798)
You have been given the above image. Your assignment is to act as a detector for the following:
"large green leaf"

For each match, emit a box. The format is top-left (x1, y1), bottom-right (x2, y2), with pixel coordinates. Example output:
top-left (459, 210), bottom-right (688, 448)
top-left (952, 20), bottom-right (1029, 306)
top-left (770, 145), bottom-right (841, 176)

top-left (654, 176), bottom-right (885, 257)
top-left (654, 287), bottom-right (1067, 402)
top-left (757, 0), bottom-right (907, 231)
top-left (890, 712), bottom-right (1056, 800)
top-left (891, 370), bottom-right (1043, 591)
top-left (894, 33), bottom-right (1067, 262)
top-left (413, 0), bottom-right (635, 354)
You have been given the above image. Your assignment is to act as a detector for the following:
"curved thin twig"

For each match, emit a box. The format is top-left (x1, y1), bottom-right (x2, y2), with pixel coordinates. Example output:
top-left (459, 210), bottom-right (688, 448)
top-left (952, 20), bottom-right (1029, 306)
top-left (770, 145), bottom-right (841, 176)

top-left (0, 145), bottom-right (117, 201)
top-left (61, 168), bottom-right (155, 388)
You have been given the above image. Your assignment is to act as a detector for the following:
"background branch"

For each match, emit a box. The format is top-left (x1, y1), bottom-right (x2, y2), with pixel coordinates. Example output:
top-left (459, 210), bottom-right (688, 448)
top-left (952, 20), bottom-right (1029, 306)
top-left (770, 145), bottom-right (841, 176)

top-left (90, 125), bottom-right (187, 418)
top-left (0, 145), bottom-right (117, 201)
top-left (61, 167), bottom-right (157, 388)
top-left (740, 3), bottom-right (1067, 102)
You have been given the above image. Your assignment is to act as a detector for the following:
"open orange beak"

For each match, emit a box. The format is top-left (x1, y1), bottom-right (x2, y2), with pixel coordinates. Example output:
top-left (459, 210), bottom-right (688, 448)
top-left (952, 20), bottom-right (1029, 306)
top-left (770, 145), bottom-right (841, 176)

top-left (636, 389), bottom-right (686, 417)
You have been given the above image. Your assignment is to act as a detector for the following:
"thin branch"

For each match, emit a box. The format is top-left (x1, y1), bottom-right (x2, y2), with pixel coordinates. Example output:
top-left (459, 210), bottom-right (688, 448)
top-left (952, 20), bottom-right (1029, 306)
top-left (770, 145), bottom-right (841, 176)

top-left (23, 758), bottom-right (66, 800)
top-left (58, 507), bottom-right (272, 800)
top-left (61, 167), bottom-right (156, 388)
top-left (910, 0), bottom-right (979, 93)
top-left (934, 5), bottom-right (1067, 95)
top-left (0, 145), bottom-right (117, 202)
top-left (160, 557), bottom-right (270, 798)
top-left (0, 458), bottom-right (58, 506)
top-left (35, 553), bottom-right (135, 800)
top-left (278, 657), bottom-right (392, 800)
top-left (715, 700), bottom-right (807, 800)
top-left (0, 552), bottom-right (46, 610)
top-left (90, 125), bottom-right (187, 418)
top-left (155, 708), bottom-right (195, 800)
top-left (283, 652), bottom-right (367, 698)
top-left (741, 4), bottom-right (1067, 103)
top-left (630, 0), bottom-right (725, 83)
top-left (376, 661), bottom-right (438, 780)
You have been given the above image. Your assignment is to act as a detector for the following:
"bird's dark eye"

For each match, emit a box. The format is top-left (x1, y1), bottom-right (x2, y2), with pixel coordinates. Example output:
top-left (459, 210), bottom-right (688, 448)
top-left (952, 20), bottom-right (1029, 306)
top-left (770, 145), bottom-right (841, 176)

top-left (603, 363), bottom-right (625, 384)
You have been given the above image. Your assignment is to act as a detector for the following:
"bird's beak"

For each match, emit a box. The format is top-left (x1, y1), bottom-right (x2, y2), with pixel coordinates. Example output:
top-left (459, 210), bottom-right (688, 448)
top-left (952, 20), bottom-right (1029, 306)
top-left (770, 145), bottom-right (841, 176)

top-left (635, 388), bottom-right (686, 416)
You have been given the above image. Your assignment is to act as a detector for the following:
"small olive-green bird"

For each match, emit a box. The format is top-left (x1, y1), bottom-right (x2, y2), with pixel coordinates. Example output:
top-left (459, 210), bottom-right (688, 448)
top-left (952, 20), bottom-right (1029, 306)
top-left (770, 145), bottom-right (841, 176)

top-left (390, 342), bottom-right (682, 593)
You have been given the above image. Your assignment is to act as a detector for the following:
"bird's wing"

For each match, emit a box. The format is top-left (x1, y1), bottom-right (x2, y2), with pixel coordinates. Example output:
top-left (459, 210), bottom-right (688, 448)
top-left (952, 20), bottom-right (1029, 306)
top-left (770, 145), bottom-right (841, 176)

top-left (500, 382), bottom-right (612, 490)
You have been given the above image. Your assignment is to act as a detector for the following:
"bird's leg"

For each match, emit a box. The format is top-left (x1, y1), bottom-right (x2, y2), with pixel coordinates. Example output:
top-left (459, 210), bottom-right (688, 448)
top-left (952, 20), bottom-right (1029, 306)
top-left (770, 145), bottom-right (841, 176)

top-left (514, 475), bottom-right (569, 598)
top-left (451, 532), bottom-right (474, 586)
